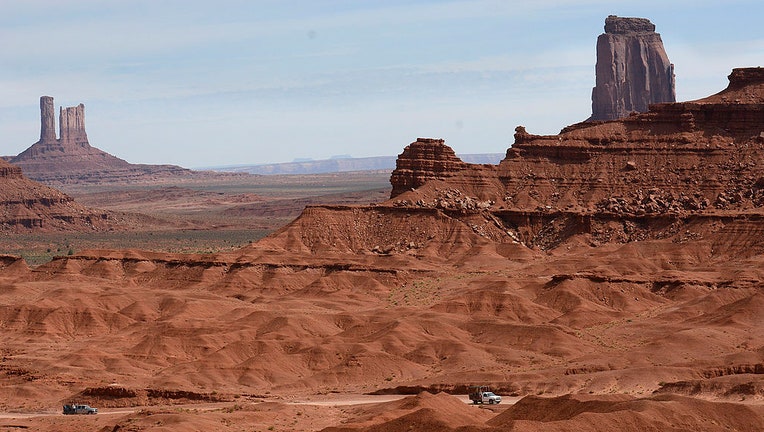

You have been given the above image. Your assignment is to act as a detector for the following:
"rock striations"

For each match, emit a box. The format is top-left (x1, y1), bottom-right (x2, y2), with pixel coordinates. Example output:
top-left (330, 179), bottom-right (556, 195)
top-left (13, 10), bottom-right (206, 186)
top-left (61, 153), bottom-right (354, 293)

top-left (0, 157), bottom-right (108, 230)
top-left (11, 96), bottom-right (193, 185)
top-left (589, 15), bottom-right (675, 121)
top-left (389, 138), bottom-right (468, 197)
top-left (387, 67), bottom-right (764, 250)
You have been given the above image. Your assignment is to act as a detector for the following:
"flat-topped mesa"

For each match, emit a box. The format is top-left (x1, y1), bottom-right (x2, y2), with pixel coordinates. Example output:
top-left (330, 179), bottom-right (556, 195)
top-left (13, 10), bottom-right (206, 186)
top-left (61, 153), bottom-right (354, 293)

top-left (589, 15), bottom-right (675, 121)
top-left (603, 15), bottom-right (655, 34)
top-left (389, 138), bottom-right (468, 198)
top-left (728, 67), bottom-right (764, 88)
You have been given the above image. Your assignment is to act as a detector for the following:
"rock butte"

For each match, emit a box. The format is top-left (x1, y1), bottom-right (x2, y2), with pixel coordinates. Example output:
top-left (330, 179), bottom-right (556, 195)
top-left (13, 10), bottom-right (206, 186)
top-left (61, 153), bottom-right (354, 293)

top-left (10, 96), bottom-right (195, 184)
top-left (390, 67), bottom-right (764, 249)
top-left (589, 15), bottom-right (675, 121)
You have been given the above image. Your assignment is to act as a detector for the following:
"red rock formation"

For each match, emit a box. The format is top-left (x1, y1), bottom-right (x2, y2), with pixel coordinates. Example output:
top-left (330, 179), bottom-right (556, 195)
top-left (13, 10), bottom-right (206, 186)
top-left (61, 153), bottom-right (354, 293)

top-left (386, 68), bottom-right (764, 249)
top-left (589, 15), bottom-right (675, 121)
top-left (59, 103), bottom-right (88, 146)
top-left (0, 158), bottom-right (109, 230)
top-left (3, 70), bottom-right (764, 432)
top-left (389, 138), bottom-right (468, 197)
top-left (12, 97), bottom-right (133, 181)
top-left (39, 95), bottom-right (56, 143)
top-left (11, 96), bottom-right (199, 185)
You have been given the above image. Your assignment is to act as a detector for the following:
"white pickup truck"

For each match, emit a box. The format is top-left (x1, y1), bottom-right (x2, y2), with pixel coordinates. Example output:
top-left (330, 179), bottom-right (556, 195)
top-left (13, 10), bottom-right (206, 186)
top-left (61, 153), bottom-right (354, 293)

top-left (63, 404), bottom-right (98, 415)
top-left (468, 387), bottom-right (502, 404)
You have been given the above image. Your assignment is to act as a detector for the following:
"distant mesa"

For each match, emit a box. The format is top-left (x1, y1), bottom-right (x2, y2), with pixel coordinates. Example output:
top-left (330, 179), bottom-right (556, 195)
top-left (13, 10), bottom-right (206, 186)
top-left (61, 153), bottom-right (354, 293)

top-left (589, 15), bottom-right (675, 121)
top-left (209, 153), bottom-right (503, 175)
top-left (10, 96), bottom-right (196, 185)
top-left (12, 96), bottom-right (131, 178)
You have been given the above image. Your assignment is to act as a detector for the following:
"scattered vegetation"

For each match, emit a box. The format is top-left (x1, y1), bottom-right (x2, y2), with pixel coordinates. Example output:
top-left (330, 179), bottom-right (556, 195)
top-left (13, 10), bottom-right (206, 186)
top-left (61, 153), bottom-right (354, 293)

top-left (3, 229), bottom-right (269, 266)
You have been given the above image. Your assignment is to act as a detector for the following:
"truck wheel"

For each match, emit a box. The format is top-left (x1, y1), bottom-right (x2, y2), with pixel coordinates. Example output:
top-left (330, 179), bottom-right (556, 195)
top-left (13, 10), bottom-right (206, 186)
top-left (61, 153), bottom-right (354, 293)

top-left (489, 399), bottom-right (494, 404)
top-left (473, 400), bottom-right (478, 405)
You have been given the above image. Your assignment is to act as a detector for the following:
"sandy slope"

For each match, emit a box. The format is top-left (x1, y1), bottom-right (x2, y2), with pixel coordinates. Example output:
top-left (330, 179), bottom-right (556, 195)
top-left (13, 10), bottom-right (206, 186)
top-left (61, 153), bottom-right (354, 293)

top-left (0, 210), bottom-right (762, 430)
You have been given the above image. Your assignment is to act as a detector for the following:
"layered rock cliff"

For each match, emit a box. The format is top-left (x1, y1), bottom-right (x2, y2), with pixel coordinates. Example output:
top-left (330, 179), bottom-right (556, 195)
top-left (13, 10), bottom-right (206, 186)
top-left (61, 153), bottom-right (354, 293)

top-left (389, 138), bottom-right (469, 197)
top-left (388, 68), bottom-right (764, 250)
top-left (0, 158), bottom-right (108, 230)
top-left (589, 15), bottom-right (675, 121)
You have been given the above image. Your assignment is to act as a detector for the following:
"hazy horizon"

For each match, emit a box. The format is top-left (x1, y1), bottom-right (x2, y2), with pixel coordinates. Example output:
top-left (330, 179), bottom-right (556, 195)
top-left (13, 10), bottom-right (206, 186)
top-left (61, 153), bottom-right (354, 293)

top-left (2, 0), bottom-right (762, 168)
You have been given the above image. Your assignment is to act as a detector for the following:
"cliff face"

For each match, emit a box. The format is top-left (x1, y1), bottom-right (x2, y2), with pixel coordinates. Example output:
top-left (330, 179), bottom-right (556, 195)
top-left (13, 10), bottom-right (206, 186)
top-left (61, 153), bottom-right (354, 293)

top-left (59, 103), bottom-right (88, 146)
top-left (0, 158), bottom-right (108, 230)
top-left (589, 15), bottom-right (675, 121)
top-left (389, 138), bottom-right (468, 197)
top-left (387, 68), bottom-right (764, 250)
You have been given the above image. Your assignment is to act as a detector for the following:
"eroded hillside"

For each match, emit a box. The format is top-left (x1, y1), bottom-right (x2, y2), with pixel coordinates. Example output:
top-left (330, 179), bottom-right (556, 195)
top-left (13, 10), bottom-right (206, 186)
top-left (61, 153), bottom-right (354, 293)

top-left (1, 69), bottom-right (763, 431)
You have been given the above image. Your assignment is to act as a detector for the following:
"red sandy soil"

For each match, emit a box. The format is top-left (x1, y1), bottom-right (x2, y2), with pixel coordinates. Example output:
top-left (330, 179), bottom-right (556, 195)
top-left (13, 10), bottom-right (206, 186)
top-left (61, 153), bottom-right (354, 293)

top-left (1, 70), bottom-right (763, 431)
top-left (0, 211), bottom-right (762, 430)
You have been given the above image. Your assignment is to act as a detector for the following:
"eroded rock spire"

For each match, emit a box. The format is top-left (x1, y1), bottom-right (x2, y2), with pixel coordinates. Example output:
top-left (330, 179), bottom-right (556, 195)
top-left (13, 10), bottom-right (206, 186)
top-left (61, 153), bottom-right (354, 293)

top-left (39, 96), bottom-right (57, 143)
top-left (589, 15), bottom-right (675, 121)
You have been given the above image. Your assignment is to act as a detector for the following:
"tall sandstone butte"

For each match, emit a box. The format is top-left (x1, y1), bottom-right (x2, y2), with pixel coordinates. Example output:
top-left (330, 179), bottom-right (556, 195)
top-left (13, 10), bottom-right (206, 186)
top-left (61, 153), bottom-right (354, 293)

top-left (12, 96), bottom-right (191, 183)
top-left (36, 95), bottom-right (89, 147)
top-left (589, 15), bottom-right (675, 121)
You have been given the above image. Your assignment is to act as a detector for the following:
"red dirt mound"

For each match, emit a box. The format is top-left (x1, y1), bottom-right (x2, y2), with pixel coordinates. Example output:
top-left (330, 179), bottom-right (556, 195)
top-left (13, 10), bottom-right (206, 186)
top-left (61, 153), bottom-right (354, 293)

top-left (488, 393), bottom-right (764, 431)
top-left (321, 391), bottom-right (493, 431)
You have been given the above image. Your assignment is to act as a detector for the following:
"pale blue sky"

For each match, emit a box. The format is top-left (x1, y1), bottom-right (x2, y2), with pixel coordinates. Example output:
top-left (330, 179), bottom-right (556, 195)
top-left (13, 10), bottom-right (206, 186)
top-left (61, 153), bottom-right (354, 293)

top-left (1, 0), bottom-right (762, 167)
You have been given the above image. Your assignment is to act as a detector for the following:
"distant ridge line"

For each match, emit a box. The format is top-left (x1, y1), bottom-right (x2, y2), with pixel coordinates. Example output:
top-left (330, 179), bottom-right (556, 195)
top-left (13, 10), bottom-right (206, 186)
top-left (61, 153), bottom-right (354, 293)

top-left (200, 153), bottom-right (504, 175)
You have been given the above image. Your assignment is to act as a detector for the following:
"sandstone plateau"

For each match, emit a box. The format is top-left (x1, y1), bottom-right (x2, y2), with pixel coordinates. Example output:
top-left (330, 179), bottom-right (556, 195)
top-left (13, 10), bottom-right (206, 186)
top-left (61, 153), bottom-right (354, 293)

top-left (589, 15), bottom-right (675, 121)
top-left (0, 68), bottom-right (763, 431)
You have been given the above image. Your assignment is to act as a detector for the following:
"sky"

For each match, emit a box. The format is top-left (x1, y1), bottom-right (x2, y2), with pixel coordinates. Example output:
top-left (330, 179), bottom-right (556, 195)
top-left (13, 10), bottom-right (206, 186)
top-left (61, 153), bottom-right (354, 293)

top-left (1, 0), bottom-right (762, 168)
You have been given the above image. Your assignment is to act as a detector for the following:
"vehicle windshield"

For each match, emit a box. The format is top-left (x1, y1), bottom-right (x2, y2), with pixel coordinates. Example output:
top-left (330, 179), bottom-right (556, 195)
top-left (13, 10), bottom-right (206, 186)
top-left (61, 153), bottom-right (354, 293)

top-left (484, 392), bottom-right (495, 396)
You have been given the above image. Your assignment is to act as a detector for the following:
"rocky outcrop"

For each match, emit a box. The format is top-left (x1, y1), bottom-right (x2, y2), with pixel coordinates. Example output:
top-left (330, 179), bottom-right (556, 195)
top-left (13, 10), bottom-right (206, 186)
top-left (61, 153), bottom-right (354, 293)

top-left (0, 101), bottom-right (115, 230)
top-left (384, 68), bottom-right (764, 250)
top-left (39, 96), bottom-right (56, 143)
top-left (389, 138), bottom-right (469, 197)
top-left (0, 158), bottom-right (109, 230)
top-left (12, 97), bottom-right (131, 180)
top-left (589, 15), bottom-right (675, 121)
top-left (0, 159), bottom-right (23, 180)
top-left (59, 103), bottom-right (88, 146)
top-left (504, 68), bottom-right (764, 215)
top-left (10, 96), bottom-right (197, 185)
